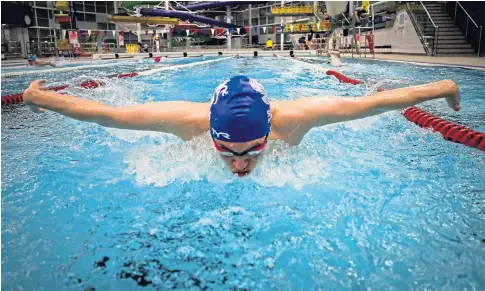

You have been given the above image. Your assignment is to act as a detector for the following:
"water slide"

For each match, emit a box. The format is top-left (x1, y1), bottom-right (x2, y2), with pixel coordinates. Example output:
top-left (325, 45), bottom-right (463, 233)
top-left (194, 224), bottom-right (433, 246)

top-left (170, 1), bottom-right (265, 11)
top-left (140, 8), bottom-right (242, 29)
top-left (138, 1), bottom-right (266, 29)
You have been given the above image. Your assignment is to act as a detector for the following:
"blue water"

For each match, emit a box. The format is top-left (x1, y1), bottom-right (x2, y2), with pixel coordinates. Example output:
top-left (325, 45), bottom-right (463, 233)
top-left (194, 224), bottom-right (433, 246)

top-left (2, 56), bottom-right (485, 290)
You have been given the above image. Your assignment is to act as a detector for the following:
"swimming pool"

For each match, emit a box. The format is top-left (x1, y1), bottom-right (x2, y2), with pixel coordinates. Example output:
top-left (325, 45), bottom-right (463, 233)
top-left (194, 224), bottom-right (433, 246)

top-left (2, 56), bottom-right (484, 290)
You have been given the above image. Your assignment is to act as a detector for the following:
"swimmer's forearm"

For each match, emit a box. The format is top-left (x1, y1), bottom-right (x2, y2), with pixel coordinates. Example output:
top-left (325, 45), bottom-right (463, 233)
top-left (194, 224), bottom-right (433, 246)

top-left (367, 80), bottom-right (457, 112)
top-left (25, 90), bottom-right (113, 125)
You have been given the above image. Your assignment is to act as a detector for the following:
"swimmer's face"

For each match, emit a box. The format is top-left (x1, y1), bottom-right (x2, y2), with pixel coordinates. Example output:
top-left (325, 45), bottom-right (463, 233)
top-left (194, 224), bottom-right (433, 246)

top-left (213, 136), bottom-right (267, 177)
top-left (28, 60), bottom-right (34, 65)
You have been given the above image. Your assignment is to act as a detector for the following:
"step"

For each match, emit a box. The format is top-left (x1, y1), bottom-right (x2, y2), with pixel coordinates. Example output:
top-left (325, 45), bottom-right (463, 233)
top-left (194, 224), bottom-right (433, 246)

top-left (437, 35), bottom-right (467, 40)
top-left (437, 27), bottom-right (461, 32)
top-left (438, 31), bottom-right (464, 36)
top-left (437, 48), bottom-right (475, 53)
top-left (428, 13), bottom-right (450, 17)
top-left (436, 53), bottom-right (478, 57)
top-left (437, 39), bottom-right (468, 44)
top-left (437, 43), bottom-right (472, 49)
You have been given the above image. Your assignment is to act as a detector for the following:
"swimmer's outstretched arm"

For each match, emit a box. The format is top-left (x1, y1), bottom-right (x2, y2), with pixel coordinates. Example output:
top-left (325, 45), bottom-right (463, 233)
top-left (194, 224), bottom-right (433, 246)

top-left (23, 80), bottom-right (209, 140)
top-left (273, 80), bottom-right (460, 139)
top-left (311, 80), bottom-right (461, 126)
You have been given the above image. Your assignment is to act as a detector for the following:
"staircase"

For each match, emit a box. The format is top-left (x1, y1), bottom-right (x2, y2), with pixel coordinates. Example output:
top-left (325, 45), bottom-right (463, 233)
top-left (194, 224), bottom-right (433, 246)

top-left (421, 2), bottom-right (475, 56)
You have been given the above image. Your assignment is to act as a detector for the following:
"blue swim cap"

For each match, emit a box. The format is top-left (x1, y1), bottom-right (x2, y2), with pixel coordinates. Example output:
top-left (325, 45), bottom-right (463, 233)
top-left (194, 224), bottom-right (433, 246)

top-left (209, 76), bottom-right (271, 142)
top-left (28, 55), bottom-right (36, 61)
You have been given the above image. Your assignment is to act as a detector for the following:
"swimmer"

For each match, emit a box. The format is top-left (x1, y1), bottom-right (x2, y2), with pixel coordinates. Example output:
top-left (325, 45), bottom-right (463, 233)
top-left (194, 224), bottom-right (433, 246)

top-left (23, 77), bottom-right (461, 177)
top-left (27, 55), bottom-right (56, 67)
top-left (326, 50), bottom-right (342, 66)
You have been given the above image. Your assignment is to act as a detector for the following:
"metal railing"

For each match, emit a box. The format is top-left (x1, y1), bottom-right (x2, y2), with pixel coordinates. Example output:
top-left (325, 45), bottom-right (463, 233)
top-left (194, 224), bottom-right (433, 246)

top-left (405, 2), bottom-right (438, 56)
top-left (445, 1), bottom-right (482, 57)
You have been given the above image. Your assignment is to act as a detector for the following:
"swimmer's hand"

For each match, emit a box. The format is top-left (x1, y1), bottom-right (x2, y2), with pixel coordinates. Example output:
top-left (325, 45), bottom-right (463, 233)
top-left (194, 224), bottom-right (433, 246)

top-left (442, 80), bottom-right (461, 111)
top-left (23, 79), bottom-right (47, 113)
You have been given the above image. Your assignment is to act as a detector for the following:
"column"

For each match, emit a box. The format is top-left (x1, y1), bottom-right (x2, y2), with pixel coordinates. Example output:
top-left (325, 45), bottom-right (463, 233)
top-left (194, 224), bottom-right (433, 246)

top-left (248, 4), bottom-right (252, 46)
top-left (280, 1), bottom-right (284, 50)
top-left (226, 6), bottom-right (232, 49)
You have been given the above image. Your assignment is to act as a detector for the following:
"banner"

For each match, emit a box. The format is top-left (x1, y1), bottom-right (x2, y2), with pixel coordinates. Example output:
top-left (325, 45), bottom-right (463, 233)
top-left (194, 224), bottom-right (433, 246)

top-left (262, 27), bottom-right (266, 33)
top-left (87, 29), bottom-right (91, 36)
top-left (186, 29), bottom-right (190, 36)
top-left (118, 34), bottom-right (124, 46)
top-left (112, 30), bottom-right (116, 37)
top-left (211, 28), bottom-right (215, 35)
top-left (62, 29), bottom-right (67, 40)
top-left (317, 23), bottom-right (320, 30)
top-left (272, 26), bottom-right (276, 33)
top-left (68, 30), bottom-right (78, 44)
top-left (245, 26), bottom-right (249, 34)
top-left (290, 25), bottom-right (294, 32)
top-left (236, 28), bottom-right (240, 34)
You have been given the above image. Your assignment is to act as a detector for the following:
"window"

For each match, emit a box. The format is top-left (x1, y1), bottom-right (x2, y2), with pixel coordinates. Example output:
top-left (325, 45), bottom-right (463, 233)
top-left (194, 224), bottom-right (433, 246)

top-left (108, 23), bottom-right (116, 30)
top-left (243, 20), bottom-right (249, 27)
top-left (268, 16), bottom-right (275, 24)
top-left (74, 2), bottom-right (83, 11)
top-left (107, 6), bottom-right (114, 14)
top-left (97, 23), bottom-right (108, 30)
top-left (35, 1), bottom-right (47, 7)
top-left (35, 8), bottom-right (48, 18)
top-left (251, 18), bottom-right (258, 26)
top-left (76, 12), bottom-right (85, 21)
top-left (96, 2), bottom-right (107, 13)
top-left (259, 8), bottom-right (267, 17)
top-left (260, 17), bottom-right (267, 25)
top-left (84, 2), bottom-right (95, 12)
top-left (36, 18), bottom-right (49, 27)
top-left (85, 13), bottom-right (96, 22)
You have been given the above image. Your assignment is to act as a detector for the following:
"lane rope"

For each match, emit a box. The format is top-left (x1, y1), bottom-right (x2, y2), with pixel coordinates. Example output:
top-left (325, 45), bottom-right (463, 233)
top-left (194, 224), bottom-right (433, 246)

top-left (326, 69), bottom-right (484, 152)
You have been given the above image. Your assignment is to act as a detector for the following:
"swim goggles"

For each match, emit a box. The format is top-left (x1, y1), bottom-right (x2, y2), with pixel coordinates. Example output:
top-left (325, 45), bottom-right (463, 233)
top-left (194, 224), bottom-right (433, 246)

top-left (213, 135), bottom-right (268, 157)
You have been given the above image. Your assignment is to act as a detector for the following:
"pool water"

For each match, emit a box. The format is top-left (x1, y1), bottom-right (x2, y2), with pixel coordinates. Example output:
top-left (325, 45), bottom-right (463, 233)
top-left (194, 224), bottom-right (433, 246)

top-left (2, 56), bottom-right (485, 290)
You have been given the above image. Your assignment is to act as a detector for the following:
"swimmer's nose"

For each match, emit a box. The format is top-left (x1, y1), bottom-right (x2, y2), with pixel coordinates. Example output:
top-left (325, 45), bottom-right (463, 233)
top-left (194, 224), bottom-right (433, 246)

top-left (233, 158), bottom-right (249, 171)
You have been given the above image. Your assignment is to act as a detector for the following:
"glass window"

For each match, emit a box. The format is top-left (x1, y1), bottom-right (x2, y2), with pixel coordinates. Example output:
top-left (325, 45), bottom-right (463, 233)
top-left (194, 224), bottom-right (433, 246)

top-left (243, 19), bottom-right (249, 27)
top-left (268, 16), bottom-right (275, 24)
top-left (251, 18), bottom-right (258, 26)
top-left (85, 13), bottom-right (96, 22)
top-left (35, 1), bottom-right (47, 7)
top-left (36, 18), bottom-right (49, 27)
top-left (35, 8), bottom-right (48, 18)
top-left (76, 12), bottom-right (85, 21)
top-left (108, 23), bottom-right (116, 30)
top-left (74, 2), bottom-right (83, 11)
top-left (84, 3), bottom-right (95, 12)
top-left (260, 17), bottom-right (267, 25)
top-left (107, 6), bottom-right (114, 14)
top-left (96, 3), bottom-right (107, 13)
top-left (97, 23), bottom-right (107, 30)
top-left (259, 8), bottom-right (266, 17)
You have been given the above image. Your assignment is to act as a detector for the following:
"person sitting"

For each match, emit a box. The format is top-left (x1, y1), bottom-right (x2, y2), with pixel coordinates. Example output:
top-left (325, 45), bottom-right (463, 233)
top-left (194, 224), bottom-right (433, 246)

top-left (265, 38), bottom-right (273, 50)
top-left (353, 0), bottom-right (370, 26)
top-left (27, 55), bottom-right (56, 67)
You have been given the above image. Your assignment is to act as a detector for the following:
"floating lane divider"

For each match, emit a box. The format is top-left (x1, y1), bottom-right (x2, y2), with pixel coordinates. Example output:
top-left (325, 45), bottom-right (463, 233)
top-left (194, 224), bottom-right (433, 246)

top-left (1, 62), bottom-right (133, 77)
top-left (326, 70), bottom-right (484, 152)
top-left (2, 57), bottom-right (231, 105)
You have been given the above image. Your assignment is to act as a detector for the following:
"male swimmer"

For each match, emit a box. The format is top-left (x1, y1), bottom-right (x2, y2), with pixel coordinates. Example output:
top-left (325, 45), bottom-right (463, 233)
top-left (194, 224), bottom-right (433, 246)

top-left (27, 55), bottom-right (56, 67)
top-left (23, 76), bottom-right (461, 177)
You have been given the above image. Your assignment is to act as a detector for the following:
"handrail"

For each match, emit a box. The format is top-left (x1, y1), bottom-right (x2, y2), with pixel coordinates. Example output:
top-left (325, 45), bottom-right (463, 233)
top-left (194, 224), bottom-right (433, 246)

top-left (420, 1), bottom-right (437, 28)
top-left (456, 1), bottom-right (478, 28)
top-left (405, 3), bottom-right (432, 56)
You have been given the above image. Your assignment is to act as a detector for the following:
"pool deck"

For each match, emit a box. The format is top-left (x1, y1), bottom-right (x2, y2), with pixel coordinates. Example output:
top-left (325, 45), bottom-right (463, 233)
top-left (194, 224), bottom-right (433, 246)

top-left (342, 53), bottom-right (485, 70)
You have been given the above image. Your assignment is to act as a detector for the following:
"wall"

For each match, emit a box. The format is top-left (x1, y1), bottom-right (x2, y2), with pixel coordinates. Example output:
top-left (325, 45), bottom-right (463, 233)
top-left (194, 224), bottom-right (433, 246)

top-left (335, 9), bottom-right (426, 54)
top-left (374, 9), bottom-right (425, 54)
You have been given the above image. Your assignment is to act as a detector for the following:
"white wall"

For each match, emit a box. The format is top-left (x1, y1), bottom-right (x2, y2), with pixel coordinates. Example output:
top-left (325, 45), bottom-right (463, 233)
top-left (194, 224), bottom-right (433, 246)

top-left (373, 9), bottom-right (426, 54)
